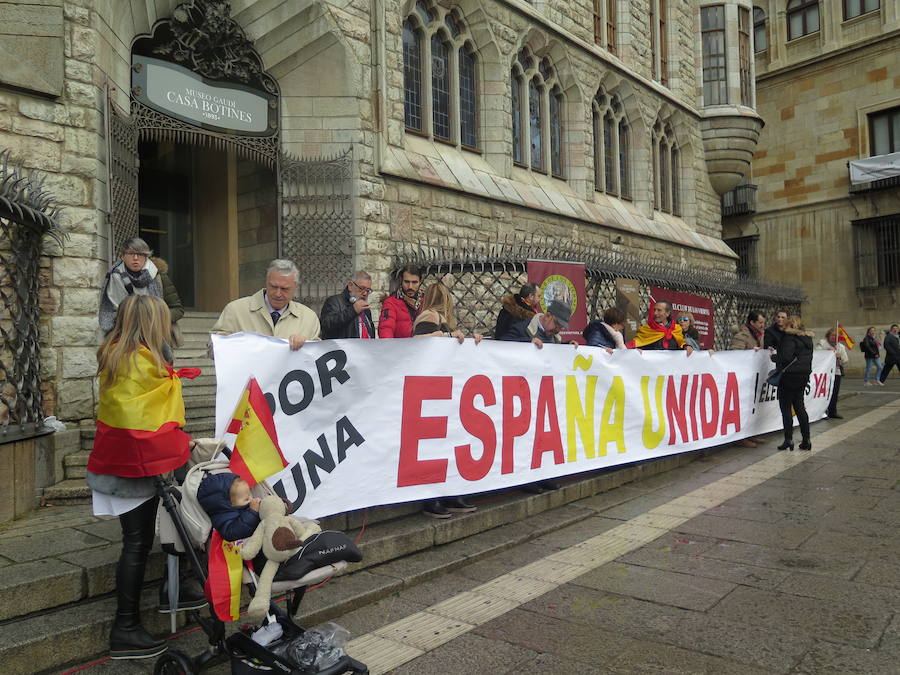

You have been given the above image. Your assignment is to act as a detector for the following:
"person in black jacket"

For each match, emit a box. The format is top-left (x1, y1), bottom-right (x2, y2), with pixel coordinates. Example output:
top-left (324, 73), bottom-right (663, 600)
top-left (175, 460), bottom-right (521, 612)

top-left (197, 472), bottom-right (261, 541)
top-left (860, 326), bottom-right (883, 386)
top-left (493, 283), bottom-right (538, 339)
top-left (319, 271), bottom-right (376, 340)
top-left (764, 309), bottom-right (789, 351)
top-left (774, 316), bottom-right (814, 451)
top-left (879, 324), bottom-right (900, 383)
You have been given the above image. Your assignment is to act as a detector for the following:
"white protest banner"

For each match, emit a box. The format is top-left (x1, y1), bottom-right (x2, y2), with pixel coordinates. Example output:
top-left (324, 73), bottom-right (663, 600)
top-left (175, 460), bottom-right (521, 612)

top-left (212, 334), bottom-right (835, 520)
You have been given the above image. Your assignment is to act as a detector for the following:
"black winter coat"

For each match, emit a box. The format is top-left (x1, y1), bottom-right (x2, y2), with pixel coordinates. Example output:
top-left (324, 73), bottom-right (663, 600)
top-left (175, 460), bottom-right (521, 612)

top-left (884, 331), bottom-right (900, 359)
top-left (583, 320), bottom-right (616, 349)
top-left (861, 334), bottom-right (880, 359)
top-left (764, 325), bottom-right (784, 351)
top-left (775, 328), bottom-right (813, 390)
top-left (494, 294), bottom-right (536, 340)
top-left (319, 288), bottom-right (375, 339)
top-left (197, 473), bottom-right (260, 541)
top-left (500, 317), bottom-right (558, 344)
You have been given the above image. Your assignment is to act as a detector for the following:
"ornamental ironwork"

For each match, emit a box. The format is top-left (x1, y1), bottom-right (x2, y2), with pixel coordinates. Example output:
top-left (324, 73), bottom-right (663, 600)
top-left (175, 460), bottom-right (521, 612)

top-left (146, 0), bottom-right (278, 95)
top-left (0, 150), bottom-right (66, 441)
top-left (392, 235), bottom-right (803, 348)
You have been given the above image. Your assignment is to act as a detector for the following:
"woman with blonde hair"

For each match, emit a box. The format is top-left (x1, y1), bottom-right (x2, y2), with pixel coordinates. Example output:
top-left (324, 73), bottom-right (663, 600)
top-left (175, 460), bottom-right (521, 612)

top-left (87, 294), bottom-right (199, 659)
top-left (412, 282), bottom-right (481, 517)
top-left (773, 315), bottom-right (814, 451)
top-left (675, 311), bottom-right (702, 351)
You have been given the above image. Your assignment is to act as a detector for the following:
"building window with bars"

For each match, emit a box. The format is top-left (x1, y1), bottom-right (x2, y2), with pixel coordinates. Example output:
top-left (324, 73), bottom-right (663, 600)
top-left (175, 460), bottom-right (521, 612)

top-left (753, 7), bottom-right (767, 53)
top-left (592, 0), bottom-right (617, 53)
top-left (738, 7), bottom-right (752, 106)
top-left (592, 90), bottom-right (631, 199)
top-left (869, 106), bottom-right (900, 156)
top-left (511, 48), bottom-right (565, 177)
top-left (650, 0), bottom-right (669, 86)
top-left (853, 215), bottom-right (900, 289)
top-left (701, 5), bottom-right (727, 106)
top-left (402, 3), bottom-right (479, 150)
top-left (725, 236), bottom-right (759, 277)
top-left (844, 0), bottom-right (879, 20)
top-left (787, 0), bottom-right (820, 40)
top-left (653, 120), bottom-right (680, 215)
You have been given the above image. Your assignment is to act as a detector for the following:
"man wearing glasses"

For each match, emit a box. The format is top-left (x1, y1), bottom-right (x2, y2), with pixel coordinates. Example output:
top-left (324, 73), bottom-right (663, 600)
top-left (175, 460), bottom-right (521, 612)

top-left (319, 271), bottom-right (376, 340)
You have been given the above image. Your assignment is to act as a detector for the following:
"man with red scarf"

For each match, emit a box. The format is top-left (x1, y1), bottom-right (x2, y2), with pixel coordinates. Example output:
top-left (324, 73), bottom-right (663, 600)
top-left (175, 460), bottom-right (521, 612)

top-left (628, 301), bottom-right (694, 354)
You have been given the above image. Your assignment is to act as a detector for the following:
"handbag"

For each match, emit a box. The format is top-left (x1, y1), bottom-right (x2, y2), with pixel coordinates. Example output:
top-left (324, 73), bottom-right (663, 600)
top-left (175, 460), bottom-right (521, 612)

top-left (766, 356), bottom-right (797, 387)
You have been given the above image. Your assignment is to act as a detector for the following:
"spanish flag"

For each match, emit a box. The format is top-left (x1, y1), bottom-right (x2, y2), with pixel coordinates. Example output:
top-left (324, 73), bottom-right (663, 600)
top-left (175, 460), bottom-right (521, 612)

top-left (88, 347), bottom-right (195, 477)
top-left (226, 378), bottom-right (288, 487)
top-left (205, 531), bottom-right (245, 621)
top-left (837, 323), bottom-right (855, 350)
top-left (626, 308), bottom-right (685, 349)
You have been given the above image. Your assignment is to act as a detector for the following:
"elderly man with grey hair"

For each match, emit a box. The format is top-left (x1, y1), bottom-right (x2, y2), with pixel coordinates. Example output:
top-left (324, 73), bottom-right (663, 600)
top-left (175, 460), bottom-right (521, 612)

top-left (319, 271), bottom-right (376, 340)
top-left (211, 259), bottom-right (320, 350)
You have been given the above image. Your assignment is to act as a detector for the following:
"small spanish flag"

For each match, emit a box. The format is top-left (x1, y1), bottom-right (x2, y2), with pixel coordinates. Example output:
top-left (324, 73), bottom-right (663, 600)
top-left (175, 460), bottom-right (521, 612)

top-left (205, 531), bottom-right (244, 621)
top-left (837, 323), bottom-right (855, 350)
top-left (226, 378), bottom-right (288, 487)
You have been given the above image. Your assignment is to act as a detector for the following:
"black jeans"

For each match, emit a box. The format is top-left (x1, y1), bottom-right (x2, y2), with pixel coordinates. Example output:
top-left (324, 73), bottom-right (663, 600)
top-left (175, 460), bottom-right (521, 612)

top-left (880, 356), bottom-right (898, 382)
top-left (777, 383), bottom-right (810, 442)
top-left (116, 496), bottom-right (160, 622)
top-left (827, 375), bottom-right (842, 416)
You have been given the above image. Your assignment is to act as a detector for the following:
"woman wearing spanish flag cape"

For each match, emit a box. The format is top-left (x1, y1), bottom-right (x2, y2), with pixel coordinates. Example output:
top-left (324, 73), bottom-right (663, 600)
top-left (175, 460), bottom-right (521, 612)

top-left (86, 295), bottom-right (194, 660)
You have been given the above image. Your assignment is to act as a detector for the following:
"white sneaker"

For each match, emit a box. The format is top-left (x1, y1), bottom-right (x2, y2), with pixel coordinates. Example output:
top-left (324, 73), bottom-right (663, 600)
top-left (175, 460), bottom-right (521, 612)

top-left (878, 380), bottom-right (885, 386)
top-left (864, 381), bottom-right (871, 386)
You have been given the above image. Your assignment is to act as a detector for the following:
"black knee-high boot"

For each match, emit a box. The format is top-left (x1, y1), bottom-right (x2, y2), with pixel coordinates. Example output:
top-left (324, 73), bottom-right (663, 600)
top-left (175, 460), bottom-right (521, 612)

top-left (110, 497), bottom-right (167, 660)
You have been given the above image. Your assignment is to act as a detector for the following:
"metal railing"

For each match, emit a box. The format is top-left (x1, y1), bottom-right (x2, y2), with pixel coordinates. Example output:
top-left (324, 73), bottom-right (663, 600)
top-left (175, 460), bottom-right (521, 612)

top-left (721, 183), bottom-right (757, 217)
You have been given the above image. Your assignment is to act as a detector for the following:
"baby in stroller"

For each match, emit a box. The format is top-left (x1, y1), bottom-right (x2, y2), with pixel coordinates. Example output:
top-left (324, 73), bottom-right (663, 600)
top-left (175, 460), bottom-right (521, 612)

top-left (155, 451), bottom-right (367, 674)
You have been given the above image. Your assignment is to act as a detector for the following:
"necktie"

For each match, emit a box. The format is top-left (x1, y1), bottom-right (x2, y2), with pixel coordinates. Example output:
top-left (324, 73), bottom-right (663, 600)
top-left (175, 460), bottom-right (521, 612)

top-left (270, 310), bottom-right (280, 326)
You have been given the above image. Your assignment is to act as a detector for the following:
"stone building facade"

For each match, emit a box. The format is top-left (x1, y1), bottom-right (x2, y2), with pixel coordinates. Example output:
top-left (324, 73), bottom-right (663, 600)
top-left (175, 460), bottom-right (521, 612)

top-left (724, 1), bottom-right (900, 334)
top-left (0, 0), bottom-right (763, 424)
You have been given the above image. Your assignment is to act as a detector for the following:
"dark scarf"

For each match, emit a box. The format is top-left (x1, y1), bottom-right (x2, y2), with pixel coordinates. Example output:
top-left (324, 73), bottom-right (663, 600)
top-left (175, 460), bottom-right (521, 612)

top-left (119, 264), bottom-right (154, 290)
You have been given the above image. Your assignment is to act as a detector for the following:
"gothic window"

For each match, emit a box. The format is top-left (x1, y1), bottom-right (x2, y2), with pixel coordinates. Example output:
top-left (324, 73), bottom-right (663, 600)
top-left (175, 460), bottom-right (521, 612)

top-left (402, 4), bottom-right (479, 149)
top-left (653, 121), bottom-right (680, 215)
top-left (701, 5), bottom-right (727, 105)
top-left (592, 0), bottom-right (617, 53)
top-left (650, 1), bottom-right (669, 85)
top-left (402, 20), bottom-right (423, 131)
top-left (739, 7), bottom-right (752, 106)
top-left (592, 91), bottom-right (630, 198)
top-left (787, 0), bottom-right (820, 40)
top-left (844, 0), bottom-right (879, 21)
top-left (511, 49), bottom-right (565, 177)
top-left (753, 7), bottom-right (767, 53)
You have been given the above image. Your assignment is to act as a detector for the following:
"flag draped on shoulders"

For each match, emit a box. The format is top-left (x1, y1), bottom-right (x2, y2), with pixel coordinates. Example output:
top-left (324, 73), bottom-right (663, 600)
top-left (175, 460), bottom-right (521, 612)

top-left (88, 346), bottom-right (192, 477)
top-left (227, 378), bottom-right (288, 487)
top-left (627, 317), bottom-right (685, 349)
top-left (837, 324), bottom-right (855, 350)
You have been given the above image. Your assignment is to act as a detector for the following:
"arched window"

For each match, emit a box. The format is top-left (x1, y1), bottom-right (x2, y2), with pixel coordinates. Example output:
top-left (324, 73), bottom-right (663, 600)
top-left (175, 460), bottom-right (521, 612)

top-left (402, 20), bottom-right (423, 131)
top-left (753, 7), bottom-right (767, 53)
top-left (402, 4), bottom-right (479, 150)
top-left (787, 0), bottom-right (819, 40)
top-left (511, 49), bottom-right (565, 177)
top-left (592, 91), bottom-right (630, 199)
top-left (653, 120), bottom-right (679, 215)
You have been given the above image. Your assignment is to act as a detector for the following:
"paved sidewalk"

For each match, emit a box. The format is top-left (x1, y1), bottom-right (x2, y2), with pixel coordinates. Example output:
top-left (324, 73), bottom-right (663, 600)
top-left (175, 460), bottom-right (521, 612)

top-left (54, 382), bottom-right (899, 673)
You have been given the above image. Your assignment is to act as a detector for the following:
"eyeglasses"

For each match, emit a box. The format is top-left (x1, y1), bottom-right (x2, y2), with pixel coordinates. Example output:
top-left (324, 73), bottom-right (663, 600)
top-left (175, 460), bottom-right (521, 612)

top-left (350, 280), bottom-right (373, 296)
top-left (677, 317), bottom-right (691, 322)
top-left (123, 251), bottom-right (148, 258)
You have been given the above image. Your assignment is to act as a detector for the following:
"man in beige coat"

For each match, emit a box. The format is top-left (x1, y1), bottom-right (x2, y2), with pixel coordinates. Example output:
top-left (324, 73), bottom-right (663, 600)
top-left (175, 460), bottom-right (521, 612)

top-left (211, 259), bottom-right (320, 350)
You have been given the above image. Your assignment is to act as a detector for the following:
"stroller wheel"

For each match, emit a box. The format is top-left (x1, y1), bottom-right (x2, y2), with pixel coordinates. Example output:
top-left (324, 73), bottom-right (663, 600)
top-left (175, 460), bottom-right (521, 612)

top-left (154, 649), bottom-right (196, 675)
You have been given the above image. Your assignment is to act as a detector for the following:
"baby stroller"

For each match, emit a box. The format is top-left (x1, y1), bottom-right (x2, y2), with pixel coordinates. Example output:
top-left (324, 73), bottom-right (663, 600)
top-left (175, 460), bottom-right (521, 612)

top-left (152, 445), bottom-right (368, 675)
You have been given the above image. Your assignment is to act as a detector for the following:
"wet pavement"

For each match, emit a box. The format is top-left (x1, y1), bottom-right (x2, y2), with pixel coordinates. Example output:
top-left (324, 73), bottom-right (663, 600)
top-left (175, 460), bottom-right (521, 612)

top-left (57, 379), bottom-right (900, 674)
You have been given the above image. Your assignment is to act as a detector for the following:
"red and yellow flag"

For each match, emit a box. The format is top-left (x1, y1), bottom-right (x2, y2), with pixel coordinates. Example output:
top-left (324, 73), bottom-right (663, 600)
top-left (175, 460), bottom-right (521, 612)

top-left (837, 323), bottom-right (855, 350)
top-left (205, 531), bottom-right (244, 621)
top-left (226, 378), bottom-right (288, 487)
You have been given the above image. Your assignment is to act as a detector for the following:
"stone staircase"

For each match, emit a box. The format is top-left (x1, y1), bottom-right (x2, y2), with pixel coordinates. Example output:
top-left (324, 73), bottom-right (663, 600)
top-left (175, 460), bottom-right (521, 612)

top-left (42, 311), bottom-right (221, 504)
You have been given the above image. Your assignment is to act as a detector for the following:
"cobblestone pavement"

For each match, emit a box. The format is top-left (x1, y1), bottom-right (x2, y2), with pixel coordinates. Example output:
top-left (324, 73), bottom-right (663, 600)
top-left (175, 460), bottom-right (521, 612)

top-left (60, 381), bottom-right (899, 673)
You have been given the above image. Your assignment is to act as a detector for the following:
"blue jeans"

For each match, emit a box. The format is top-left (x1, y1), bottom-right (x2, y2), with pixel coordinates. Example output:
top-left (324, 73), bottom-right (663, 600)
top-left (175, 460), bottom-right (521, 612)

top-left (864, 357), bottom-right (882, 382)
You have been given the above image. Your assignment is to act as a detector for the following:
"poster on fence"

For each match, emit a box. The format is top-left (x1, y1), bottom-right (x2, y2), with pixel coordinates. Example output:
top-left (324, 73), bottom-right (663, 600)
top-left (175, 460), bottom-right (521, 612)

top-left (650, 286), bottom-right (716, 349)
top-left (528, 259), bottom-right (587, 344)
top-left (213, 334), bottom-right (835, 519)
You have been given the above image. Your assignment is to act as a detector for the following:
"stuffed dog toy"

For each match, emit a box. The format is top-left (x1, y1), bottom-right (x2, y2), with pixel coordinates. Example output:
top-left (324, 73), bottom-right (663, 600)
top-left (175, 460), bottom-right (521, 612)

top-left (239, 495), bottom-right (321, 621)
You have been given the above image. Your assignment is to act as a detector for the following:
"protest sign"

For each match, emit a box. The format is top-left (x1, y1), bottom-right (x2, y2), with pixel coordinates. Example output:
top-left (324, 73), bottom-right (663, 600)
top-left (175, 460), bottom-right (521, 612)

top-left (528, 260), bottom-right (587, 343)
top-left (213, 334), bottom-right (834, 519)
top-left (650, 286), bottom-right (716, 349)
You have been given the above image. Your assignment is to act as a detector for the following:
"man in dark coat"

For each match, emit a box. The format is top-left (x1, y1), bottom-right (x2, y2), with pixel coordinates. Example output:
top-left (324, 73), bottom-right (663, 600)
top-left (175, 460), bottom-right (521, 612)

top-left (493, 283), bottom-right (538, 339)
top-left (879, 324), bottom-right (900, 383)
top-left (764, 309), bottom-right (788, 351)
top-left (320, 271), bottom-right (376, 340)
top-left (501, 300), bottom-right (570, 348)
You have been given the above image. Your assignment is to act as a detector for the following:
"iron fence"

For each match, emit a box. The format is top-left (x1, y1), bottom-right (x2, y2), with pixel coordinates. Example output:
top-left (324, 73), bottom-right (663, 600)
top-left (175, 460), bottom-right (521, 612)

top-left (391, 235), bottom-right (803, 349)
top-left (0, 150), bottom-right (65, 442)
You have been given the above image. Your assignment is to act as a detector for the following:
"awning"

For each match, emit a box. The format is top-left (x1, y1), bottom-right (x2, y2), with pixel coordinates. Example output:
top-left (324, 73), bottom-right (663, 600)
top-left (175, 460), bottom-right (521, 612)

top-left (849, 152), bottom-right (900, 185)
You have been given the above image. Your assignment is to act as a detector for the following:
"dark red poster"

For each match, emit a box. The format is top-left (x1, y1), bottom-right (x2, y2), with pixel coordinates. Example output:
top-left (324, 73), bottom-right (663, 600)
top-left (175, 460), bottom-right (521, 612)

top-left (527, 260), bottom-right (587, 344)
top-left (650, 286), bottom-right (715, 349)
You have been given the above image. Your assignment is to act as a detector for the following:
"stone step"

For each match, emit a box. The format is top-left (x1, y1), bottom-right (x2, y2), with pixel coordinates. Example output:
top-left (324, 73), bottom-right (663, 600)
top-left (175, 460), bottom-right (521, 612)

top-left (63, 451), bottom-right (90, 480)
top-left (42, 479), bottom-right (91, 505)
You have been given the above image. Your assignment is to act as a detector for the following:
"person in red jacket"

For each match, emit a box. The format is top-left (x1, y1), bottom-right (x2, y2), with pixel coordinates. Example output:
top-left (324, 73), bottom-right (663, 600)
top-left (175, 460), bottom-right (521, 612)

top-left (378, 264), bottom-right (422, 338)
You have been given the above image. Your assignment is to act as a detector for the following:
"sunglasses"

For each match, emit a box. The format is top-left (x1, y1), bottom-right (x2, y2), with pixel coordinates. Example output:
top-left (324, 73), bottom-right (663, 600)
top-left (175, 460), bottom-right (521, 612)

top-left (677, 318), bottom-right (691, 322)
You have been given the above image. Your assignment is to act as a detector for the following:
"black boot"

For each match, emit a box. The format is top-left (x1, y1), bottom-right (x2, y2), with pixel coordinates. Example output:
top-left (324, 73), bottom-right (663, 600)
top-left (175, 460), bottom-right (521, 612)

top-left (110, 498), bottom-right (167, 660)
top-left (798, 439), bottom-right (812, 451)
top-left (422, 500), bottom-right (451, 519)
top-left (158, 565), bottom-right (208, 613)
top-left (442, 497), bottom-right (477, 513)
top-left (777, 438), bottom-right (794, 451)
